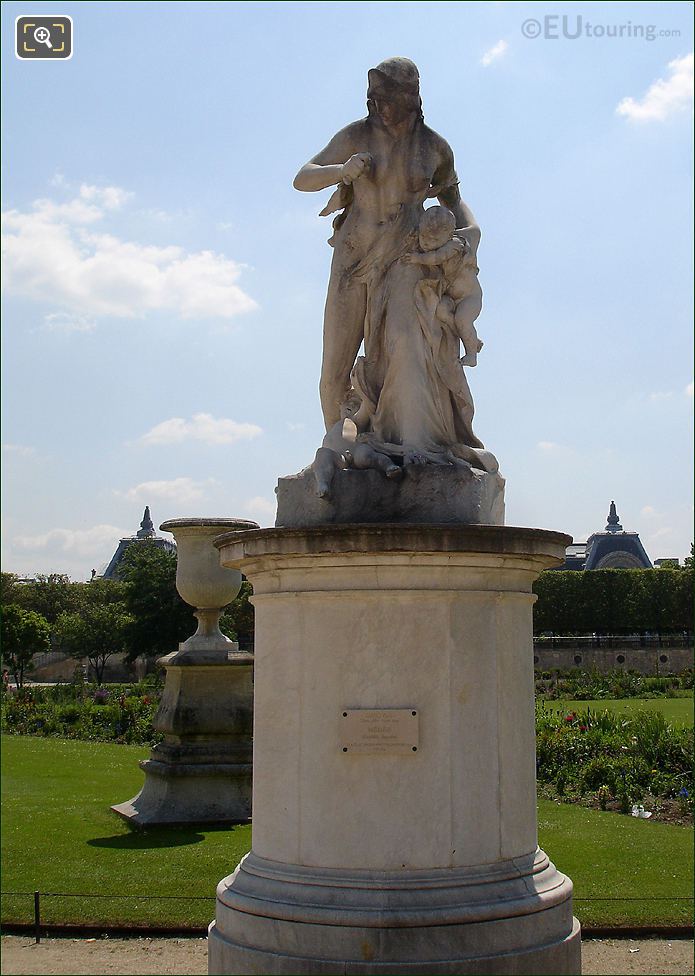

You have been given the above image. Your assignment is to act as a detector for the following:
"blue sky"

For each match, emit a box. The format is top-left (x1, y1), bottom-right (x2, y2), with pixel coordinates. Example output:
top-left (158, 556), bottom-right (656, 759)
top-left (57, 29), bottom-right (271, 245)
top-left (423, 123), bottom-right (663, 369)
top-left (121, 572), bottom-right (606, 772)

top-left (2, 0), bottom-right (693, 579)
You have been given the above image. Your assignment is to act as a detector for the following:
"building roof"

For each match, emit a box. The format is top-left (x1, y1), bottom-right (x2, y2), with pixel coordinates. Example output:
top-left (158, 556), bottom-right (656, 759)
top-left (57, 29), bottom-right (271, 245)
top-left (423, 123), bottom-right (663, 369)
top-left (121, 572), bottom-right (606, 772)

top-left (101, 507), bottom-right (175, 579)
top-left (558, 501), bottom-right (652, 571)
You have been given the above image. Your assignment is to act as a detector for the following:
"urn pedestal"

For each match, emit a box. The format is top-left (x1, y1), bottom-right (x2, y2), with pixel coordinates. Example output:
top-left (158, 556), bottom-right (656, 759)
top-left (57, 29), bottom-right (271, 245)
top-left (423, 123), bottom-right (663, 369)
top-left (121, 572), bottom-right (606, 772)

top-left (112, 518), bottom-right (257, 826)
top-left (208, 524), bottom-right (581, 974)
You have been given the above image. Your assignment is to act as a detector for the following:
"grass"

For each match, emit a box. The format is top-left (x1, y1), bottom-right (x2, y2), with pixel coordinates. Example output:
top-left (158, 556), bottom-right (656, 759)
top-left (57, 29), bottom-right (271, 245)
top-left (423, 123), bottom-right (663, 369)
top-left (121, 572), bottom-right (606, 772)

top-left (537, 798), bottom-right (693, 926)
top-left (540, 696), bottom-right (694, 727)
top-left (1, 737), bottom-right (248, 928)
top-left (2, 736), bottom-right (693, 928)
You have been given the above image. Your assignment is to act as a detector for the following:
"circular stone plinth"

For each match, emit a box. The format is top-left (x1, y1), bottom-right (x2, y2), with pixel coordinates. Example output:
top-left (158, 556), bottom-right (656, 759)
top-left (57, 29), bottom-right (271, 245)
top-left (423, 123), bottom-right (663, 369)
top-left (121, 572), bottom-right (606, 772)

top-left (214, 523), bottom-right (571, 560)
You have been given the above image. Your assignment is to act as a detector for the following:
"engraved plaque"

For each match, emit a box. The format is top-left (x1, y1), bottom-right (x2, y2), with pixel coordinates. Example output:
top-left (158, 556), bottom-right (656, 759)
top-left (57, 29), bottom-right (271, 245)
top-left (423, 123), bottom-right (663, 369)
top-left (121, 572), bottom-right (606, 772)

top-left (339, 709), bottom-right (419, 755)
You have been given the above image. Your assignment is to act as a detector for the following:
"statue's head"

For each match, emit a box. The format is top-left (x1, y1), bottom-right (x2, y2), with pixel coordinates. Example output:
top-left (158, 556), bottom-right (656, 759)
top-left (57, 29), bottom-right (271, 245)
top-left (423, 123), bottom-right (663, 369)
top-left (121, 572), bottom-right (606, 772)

top-left (419, 206), bottom-right (456, 251)
top-left (367, 57), bottom-right (422, 126)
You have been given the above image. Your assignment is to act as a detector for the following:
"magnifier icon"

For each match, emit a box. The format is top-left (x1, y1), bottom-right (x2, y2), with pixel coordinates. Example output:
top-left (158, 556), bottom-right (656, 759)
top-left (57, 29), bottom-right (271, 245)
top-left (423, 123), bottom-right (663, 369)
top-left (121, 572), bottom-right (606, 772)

top-left (34, 26), bottom-right (53, 48)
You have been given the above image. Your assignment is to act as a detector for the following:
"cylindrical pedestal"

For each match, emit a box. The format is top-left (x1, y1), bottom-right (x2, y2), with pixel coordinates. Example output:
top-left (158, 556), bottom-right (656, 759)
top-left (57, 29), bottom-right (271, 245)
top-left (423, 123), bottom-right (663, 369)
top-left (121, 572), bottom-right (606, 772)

top-left (112, 650), bottom-right (253, 825)
top-left (209, 525), bottom-right (580, 974)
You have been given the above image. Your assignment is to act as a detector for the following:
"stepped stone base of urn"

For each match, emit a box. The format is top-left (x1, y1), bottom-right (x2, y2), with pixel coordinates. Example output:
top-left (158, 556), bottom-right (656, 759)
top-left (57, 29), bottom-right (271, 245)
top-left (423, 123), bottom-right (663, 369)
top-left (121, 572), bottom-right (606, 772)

top-left (275, 463), bottom-right (505, 528)
top-left (112, 651), bottom-right (253, 826)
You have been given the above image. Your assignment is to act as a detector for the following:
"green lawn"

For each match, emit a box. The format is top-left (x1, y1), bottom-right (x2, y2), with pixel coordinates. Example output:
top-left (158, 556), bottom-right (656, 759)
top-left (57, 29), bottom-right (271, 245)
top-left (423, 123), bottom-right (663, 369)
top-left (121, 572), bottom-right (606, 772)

top-left (1, 737), bottom-right (247, 928)
top-left (539, 696), bottom-right (694, 727)
top-left (1, 736), bottom-right (692, 928)
top-left (538, 800), bottom-right (693, 926)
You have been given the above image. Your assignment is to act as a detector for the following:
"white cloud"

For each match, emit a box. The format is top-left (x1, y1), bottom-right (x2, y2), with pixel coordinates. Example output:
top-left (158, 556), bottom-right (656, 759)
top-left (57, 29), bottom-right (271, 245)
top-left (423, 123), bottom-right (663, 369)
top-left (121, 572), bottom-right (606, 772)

top-left (617, 53), bottom-right (694, 122)
top-left (286, 421), bottom-right (306, 432)
top-left (686, 381), bottom-right (694, 398)
top-left (640, 505), bottom-right (661, 518)
top-left (647, 526), bottom-right (674, 542)
top-left (648, 391), bottom-right (674, 401)
top-left (2, 443), bottom-right (35, 457)
top-left (78, 184), bottom-right (132, 210)
top-left (139, 412), bottom-right (262, 447)
top-left (119, 477), bottom-right (217, 505)
top-left (44, 311), bottom-right (96, 334)
top-left (245, 496), bottom-right (276, 526)
top-left (1, 185), bottom-right (257, 322)
top-left (13, 523), bottom-right (127, 557)
top-left (536, 440), bottom-right (572, 454)
top-left (481, 39), bottom-right (508, 67)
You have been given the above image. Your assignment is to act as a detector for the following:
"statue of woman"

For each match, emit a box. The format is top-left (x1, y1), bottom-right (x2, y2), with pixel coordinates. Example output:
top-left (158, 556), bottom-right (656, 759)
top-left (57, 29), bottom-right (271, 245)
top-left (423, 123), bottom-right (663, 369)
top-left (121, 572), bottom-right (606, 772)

top-left (294, 57), bottom-right (496, 476)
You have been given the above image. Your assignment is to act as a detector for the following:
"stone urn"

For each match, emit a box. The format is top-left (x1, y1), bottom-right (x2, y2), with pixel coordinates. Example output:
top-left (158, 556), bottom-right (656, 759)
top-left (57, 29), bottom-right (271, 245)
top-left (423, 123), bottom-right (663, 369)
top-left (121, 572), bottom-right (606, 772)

top-left (111, 516), bottom-right (258, 826)
top-left (163, 518), bottom-right (258, 660)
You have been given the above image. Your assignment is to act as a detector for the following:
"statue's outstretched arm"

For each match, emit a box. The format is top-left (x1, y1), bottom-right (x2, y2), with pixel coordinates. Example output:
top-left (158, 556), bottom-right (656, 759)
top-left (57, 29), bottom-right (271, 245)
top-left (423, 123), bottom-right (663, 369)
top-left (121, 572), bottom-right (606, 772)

top-left (293, 127), bottom-right (364, 192)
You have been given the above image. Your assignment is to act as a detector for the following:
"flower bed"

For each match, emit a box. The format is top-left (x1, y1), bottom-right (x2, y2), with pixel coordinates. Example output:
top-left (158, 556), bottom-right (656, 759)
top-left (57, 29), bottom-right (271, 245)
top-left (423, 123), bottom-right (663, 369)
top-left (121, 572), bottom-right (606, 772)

top-left (1, 680), bottom-right (162, 746)
top-left (536, 702), bottom-right (693, 822)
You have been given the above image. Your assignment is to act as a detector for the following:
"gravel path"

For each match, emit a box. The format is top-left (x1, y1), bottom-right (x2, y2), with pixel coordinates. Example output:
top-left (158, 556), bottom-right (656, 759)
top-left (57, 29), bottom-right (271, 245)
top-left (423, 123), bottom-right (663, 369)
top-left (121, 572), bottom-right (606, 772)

top-left (1, 936), bottom-right (693, 975)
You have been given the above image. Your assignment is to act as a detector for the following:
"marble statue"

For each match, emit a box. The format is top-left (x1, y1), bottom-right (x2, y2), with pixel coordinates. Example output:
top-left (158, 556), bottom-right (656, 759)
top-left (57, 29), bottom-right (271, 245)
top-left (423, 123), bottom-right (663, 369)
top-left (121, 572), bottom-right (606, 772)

top-left (293, 57), bottom-right (498, 502)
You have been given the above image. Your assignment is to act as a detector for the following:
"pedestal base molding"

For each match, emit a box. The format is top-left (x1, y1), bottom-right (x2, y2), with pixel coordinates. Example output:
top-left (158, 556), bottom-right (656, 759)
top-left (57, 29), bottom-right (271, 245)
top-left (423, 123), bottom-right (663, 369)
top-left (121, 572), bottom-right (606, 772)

top-left (209, 850), bottom-right (580, 974)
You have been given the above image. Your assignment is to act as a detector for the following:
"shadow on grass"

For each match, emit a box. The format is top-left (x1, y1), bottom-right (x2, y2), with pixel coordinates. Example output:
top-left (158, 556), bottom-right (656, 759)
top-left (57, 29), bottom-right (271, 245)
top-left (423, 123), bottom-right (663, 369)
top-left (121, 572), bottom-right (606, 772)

top-left (87, 821), bottom-right (243, 850)
top-left (88, 829), bottom-right (206, 849)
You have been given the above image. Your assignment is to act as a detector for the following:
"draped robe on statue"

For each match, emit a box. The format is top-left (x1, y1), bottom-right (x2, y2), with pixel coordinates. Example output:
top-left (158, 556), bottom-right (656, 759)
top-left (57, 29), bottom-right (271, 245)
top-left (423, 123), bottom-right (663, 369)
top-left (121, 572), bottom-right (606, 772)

top-left (348, 205), bottom-right (486, 467)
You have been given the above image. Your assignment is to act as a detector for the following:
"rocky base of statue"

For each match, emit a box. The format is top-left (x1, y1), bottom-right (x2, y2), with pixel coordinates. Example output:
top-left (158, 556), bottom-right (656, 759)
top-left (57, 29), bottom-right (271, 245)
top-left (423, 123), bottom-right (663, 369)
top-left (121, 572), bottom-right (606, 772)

top-left (276, 462), bottom-right (505, 527)
top-left (112, 647), bottom-right (253, 826)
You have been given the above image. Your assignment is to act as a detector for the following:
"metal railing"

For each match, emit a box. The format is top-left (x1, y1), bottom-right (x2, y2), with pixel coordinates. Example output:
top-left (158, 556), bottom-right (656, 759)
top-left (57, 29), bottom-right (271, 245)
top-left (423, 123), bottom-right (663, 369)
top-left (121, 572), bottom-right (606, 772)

top-left (2, 889), bottom-right (693, 943)
top-left (534, 635), bottom-right (693, 649)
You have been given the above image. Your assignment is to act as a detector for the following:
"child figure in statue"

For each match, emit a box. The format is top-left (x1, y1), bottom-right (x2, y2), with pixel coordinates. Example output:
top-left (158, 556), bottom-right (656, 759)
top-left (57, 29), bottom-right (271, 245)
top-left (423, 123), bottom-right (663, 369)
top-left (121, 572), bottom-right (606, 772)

top-left (312, 393), bottom-right (402, 499)
top-left (404, 205), bottom-right (484, 366)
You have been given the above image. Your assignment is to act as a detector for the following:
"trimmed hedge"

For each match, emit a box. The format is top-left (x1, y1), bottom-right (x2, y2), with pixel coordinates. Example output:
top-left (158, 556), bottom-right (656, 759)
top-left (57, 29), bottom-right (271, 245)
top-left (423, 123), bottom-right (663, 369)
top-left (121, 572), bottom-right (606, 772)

top-left (533, 568), bottom-right (694, 636)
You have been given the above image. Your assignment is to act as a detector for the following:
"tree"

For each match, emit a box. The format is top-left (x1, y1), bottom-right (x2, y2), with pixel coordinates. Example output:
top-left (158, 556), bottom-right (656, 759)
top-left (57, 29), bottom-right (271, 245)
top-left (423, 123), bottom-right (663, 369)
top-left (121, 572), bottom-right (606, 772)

top-left (117, 542), bottom-right (195, 660)
top-left (0, 572), bottom-right (21, 606)
top-left (1, 605), bottom-right (50, 687)
top-left (220, 580), bottom-right (255, 648)
top-left (9, 573), bottom-right (80, 624)
top-left (54, 604), bottom-right (133, 685)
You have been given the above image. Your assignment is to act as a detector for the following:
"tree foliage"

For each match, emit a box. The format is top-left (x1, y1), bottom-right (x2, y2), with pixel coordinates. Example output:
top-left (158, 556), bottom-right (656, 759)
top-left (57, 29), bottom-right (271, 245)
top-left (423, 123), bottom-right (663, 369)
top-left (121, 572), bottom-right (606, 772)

top-left (1, 605), bottom-right (51, 687)
top-left (220, 580), bottom-right (254, 647)
top-left (534, 568), bottom-right (694, 636)
top-left (54, 604), bottom-right (133, 685)
top-left (117, 542), bottom-right (195, 660)
top-left (4, 573), bottom-right (81, 624)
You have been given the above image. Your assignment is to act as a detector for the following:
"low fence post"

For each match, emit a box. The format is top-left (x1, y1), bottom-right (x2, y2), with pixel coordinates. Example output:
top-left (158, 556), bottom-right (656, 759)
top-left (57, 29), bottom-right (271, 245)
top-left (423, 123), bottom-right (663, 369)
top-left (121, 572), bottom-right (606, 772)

top-left (34, 890), bottom-right (41, 944)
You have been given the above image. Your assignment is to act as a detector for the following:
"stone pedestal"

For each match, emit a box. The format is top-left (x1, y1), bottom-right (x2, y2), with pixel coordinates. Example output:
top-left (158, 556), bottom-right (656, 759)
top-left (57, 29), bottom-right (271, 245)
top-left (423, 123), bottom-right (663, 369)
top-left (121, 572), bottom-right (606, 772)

top-left (208, 525), bottom-right (580, 975)
top-left (112, 647), bottom-right (253, 826)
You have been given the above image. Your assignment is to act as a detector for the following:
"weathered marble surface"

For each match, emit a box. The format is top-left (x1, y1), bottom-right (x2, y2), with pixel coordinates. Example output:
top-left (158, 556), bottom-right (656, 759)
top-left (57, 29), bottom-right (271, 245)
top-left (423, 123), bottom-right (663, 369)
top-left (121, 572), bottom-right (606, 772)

top-left (113, 518), bottom-right (257, 826)
top-left (276, 462), bottom-right (505, 527)
top-left (283, 56), bottom-right (504, 518)
top-left (208, 524), bottom-right (580, 974)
